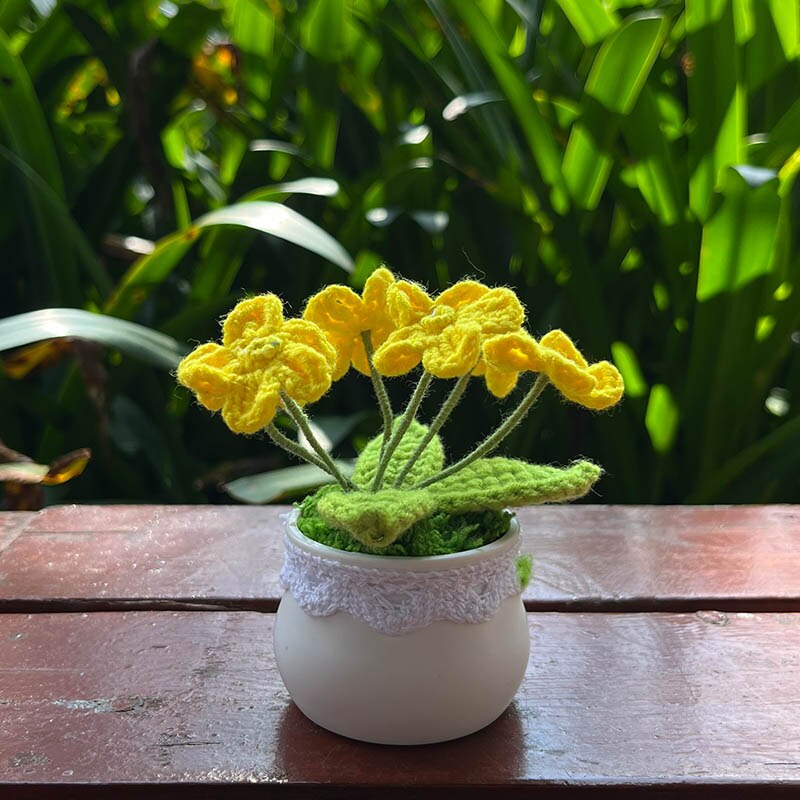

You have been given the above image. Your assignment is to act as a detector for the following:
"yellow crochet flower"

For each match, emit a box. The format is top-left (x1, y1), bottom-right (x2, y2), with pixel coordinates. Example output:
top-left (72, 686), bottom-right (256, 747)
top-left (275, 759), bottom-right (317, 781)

top-left (483, 329), bottom-right (624, 410)
top-left (177, 294), bottom-right (336, 434)
top-left (372, 280), bottom-right (525, 381)
top-left (302, 267), bottom-right (402, 379)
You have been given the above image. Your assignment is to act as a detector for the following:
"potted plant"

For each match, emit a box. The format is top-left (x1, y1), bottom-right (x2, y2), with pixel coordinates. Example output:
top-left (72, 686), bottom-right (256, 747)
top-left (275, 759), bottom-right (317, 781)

top-left (176, 268), bottom-right (624, 745)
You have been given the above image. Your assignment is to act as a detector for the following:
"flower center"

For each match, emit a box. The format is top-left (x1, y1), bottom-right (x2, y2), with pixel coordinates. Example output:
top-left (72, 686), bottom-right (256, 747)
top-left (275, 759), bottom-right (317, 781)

top-left (237, 337), bottom-right (282, 372)
top-left (420, 305), bottom-right (456, 334)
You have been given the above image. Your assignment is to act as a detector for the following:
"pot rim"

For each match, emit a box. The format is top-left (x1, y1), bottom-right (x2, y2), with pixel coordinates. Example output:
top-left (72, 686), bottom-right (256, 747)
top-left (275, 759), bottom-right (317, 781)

top-left (282, 507), bottom-right (520, 573)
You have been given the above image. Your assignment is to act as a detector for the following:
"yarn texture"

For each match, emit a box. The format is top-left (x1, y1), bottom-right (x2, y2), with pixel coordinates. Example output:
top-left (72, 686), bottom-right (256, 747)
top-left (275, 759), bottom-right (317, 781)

top-left (351, 418), bottom-right (444, 489)
top-left (483, 328), bottom-right (624, 410)
top-left (302, 267), bottom-right (396, 379)
top-left (280, 509), bottom-right (523, 635)
top-left (317, 457), bottom-right (602, 547)
top-left (372, 280), bottom-right (526, 385)
top-left (176, 294), bottom-right (335, 434)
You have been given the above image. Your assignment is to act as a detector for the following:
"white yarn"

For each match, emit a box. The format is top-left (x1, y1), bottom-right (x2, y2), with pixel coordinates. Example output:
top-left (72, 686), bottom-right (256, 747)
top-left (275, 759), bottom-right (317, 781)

top-left (279, 512), bottom-right (522, 636)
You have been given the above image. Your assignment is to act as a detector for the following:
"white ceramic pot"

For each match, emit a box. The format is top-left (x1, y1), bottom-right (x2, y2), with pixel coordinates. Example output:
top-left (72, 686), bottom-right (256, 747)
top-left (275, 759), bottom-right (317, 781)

top-left (274, 509), bottom-right (530, 745)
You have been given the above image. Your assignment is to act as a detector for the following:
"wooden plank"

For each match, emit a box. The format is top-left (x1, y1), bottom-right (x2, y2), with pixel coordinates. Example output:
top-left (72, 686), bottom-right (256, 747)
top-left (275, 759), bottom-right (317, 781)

top-left (520, 504), bottom-right (800, 611)
top-left (1, 610), bottom-right (799, 797)
top-left (2, 505), bottom-right (799, 611)
top-left (0, 505), bottom-right (284, 611)
top-left (0, 512), bottom-right (33, 554)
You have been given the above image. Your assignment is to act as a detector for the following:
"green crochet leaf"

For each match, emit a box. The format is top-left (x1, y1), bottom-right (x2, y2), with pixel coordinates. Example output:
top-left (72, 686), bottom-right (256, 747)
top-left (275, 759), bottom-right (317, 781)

top-left (318, 458), bottom-right (601, 549)
top-left (316, 486), bottom-right (436, 547)
top-left (351, 419), bottom-right (444, 489)
top-left (429, 458), bottom-right (602, 511)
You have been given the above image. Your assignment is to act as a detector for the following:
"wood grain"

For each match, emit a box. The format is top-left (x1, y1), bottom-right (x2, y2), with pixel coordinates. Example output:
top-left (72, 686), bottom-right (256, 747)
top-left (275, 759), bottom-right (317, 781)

top-left (0, 512), bottom-right (33, 554)
top-left (2, 505), bottom-right (799, 611)
top-left (1, 610), bottom-right (799, 797)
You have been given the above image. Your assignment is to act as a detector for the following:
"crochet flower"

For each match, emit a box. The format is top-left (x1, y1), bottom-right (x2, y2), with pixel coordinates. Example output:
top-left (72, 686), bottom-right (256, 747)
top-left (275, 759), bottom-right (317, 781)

top-left (483, 329), bottom-right (624, 410)
top-left (177, 294), bottom-right (336, 434)
top-left (372, 280), bottom-right (525, 382)
top-left (302, 267), bottom-right (407, 379)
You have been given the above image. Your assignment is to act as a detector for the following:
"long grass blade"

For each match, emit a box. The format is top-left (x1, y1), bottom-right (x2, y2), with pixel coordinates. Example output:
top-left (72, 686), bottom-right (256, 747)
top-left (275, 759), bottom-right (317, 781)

top-left (0, 309), bottom-right (188, 370)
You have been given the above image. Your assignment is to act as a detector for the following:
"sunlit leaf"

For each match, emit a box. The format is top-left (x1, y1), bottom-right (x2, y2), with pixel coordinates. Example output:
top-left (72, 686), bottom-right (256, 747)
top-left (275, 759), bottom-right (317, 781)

top-left (42, 448), bottom-right (91, 485)
top-left (554, 0), bottom-right (619, 46)
top-left (106, 201), bottom-right (354, 318)
top-left (645, 384), bottom-right (679, 454)
top-left (3, 339), bottom-right (72, 379)
top-left (687, 0), bottom-right (745, 221)
top-left (224, 461), bottom-right (355, 504)
top-left (0, 447), bottom-right (90, 485)
top-left (0, 309), bottom-right (187, 371)
top-left (562, 12), bottom-right (668, 209)
top-left (696, 167), bottom-right (781, 301)
top-left (442, 90), bottom-right (503, 121)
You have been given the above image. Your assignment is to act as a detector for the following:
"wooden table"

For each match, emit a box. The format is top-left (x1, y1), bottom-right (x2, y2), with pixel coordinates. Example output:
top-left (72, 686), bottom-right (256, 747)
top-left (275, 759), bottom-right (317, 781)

top-left (1, 505), bottom-right (799, 798)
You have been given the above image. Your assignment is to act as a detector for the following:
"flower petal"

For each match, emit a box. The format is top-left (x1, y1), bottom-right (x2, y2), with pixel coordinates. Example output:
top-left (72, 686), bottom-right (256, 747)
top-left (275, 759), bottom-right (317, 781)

top-left (372, 324), bottom-right (427, 376)
top-left (222, 294), bottom-right (284, 348)
top-left (461, 287), bottom-right (525, 334)
top-left (422, 323), bottom-right (481, 378)
top-left (435, 280), bottom-right (489, 311)
top-left (539, 329), bottom-right (589, 369)
top-left (303, 285), bottom-right (363, 337)
top-left (221, 374), bottom-right (281, 434)
top-left (484, 364), bottom-right (519, 398)
top-left (278, 342), bottom-right (334, 405)
top-left (483, 331), bottom-right (541, 373)
top-left (280, 319), bottom-right (337, 363)
top-left (361, 267), bottom-right (395, 328)
top-left (579, 361), bottom-right (625, 410)
top-left (176, 342), bottom-right (233, 412)
top-left (386, 280), bottom-right (433, 327)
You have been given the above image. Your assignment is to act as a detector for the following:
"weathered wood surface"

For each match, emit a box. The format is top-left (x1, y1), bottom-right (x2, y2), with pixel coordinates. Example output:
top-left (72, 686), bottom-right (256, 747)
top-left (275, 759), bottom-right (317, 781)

top-left (2, 504), bottom-right (799, 612)
top-left (0, 512), bottom-right (33, 554)
top-left (1, 611), bottom-right (799, 798)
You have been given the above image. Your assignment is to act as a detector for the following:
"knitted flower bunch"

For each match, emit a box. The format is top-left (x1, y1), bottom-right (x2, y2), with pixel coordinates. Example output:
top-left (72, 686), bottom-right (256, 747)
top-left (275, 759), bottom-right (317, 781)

top-left (177, 268), bottom-right (624, 548)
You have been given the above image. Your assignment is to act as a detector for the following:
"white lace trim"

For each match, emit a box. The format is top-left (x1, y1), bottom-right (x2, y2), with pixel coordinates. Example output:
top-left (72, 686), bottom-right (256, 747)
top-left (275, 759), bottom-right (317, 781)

top-left (279, 513), bottom-right (522, 636)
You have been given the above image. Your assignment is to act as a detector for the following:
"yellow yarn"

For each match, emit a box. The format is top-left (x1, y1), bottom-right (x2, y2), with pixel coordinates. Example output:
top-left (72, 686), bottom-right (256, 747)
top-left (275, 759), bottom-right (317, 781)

top-left (373, 281), bottom-right (526, 382)
top-left (302, 267), bottom-right (397, 379)
top-left (177, 294), bottom-right (335, 434)
top-left (483, 329), bottom-right (624, 410)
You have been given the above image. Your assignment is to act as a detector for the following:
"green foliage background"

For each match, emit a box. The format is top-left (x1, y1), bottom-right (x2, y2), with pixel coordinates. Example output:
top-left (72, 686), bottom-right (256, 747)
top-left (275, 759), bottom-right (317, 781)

top-left (1, 0), bottom-right (799, 505)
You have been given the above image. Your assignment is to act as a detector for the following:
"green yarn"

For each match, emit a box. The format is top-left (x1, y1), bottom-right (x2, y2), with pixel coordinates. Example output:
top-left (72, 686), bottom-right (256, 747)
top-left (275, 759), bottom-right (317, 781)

top-left (352, 419), bottom-right (444, 489)
top-left (317, 457), bottom-right (602, 548)
top-left (297, 486), bottom-right (512, 556)
top-left (516, 554), bottom-right (533, 589)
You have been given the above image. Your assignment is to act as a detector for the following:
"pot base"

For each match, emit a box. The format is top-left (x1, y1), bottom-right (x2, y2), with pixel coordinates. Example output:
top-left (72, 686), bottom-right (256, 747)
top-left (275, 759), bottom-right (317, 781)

top-left (274, 593), bottom-right (530, 746)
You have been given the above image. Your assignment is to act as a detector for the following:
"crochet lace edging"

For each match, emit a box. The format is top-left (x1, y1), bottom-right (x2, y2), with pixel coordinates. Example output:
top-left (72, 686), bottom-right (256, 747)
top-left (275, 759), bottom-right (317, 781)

top-left (279, 513), bottom-right (522, 636)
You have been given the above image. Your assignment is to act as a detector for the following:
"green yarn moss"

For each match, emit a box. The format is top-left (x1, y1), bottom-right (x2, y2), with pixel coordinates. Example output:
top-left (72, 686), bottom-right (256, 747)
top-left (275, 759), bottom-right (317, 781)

top-left (516, 553), bottom-right (533, 589)
top-left (297, 485), bottom-right (513, 557)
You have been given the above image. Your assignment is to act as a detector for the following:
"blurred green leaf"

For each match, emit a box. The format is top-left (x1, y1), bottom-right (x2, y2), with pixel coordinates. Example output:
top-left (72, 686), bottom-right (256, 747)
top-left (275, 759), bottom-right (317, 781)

top-left (224, 461), bottom-right (355, 504)
top-left (0, 0), bottom-right (28, 33)
top-left (0, 144), bottom-right (113, 296)
top-left (301, 0), bottom-right (355, 63)
top-left (563, 12), bottom-right (668, 209)
top-left (687, 0), bottom-right (745, 221)
top-left (451, 0), bottom-right (570, 209)
top-left (554, 0), bottom-right (619, 46)
top-left (696, 167), bottom-right (781, 301)
top-left (107, 201), bottom-right (354, 318)
top-left (645, 384), bottom-right (679, 454)
top-left (0, 28), bottom-right (80, 305)
top-left (0, 309), bottom-right (187, 370)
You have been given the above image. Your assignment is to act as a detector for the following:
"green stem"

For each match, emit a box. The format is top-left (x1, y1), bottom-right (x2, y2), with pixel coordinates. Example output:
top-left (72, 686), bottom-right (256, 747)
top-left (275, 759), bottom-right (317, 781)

top-left (371, 371), bottom-right (433, 491)
top-left (266, 423), bottom-right (331, 474)
top-left (280, 393), bottom-right (351, 491)
top-left (415, 374), bottom-right (549, 489)
top-left (361, 330), bottom-right (393, 457)
top-left (393, 371), bottom-right (472, 487)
